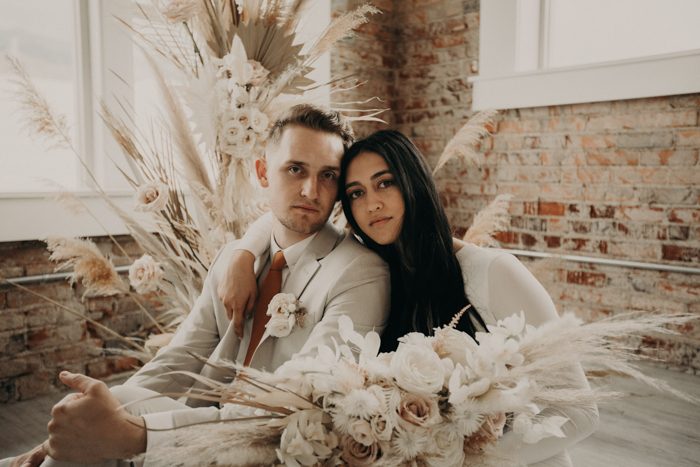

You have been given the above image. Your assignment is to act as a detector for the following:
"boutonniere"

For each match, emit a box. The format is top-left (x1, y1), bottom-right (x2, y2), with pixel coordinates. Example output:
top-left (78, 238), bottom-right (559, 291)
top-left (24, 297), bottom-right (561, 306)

top-left (265, 293), bottom-right (307, 338)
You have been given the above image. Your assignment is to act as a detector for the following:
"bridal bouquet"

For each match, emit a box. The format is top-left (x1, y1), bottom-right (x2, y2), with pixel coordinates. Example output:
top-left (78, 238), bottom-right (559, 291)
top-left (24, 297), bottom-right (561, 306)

top-left (149, 311), bottom-right (696, 466)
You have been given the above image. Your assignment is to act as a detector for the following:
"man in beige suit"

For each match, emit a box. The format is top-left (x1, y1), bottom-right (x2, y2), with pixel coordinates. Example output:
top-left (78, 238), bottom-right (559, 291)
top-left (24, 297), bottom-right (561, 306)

top-left (10, 105), bottom-right (389, 466)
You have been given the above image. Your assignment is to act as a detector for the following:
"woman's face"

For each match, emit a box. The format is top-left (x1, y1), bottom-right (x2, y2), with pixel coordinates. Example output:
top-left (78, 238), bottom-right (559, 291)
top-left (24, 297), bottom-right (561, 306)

top-left (344, 151), bottom-right (405, 245)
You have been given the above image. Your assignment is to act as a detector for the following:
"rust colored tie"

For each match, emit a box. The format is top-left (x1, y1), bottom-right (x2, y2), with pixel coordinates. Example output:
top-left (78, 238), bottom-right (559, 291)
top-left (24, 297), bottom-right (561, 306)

top-left (243, 251), bottom-right (286, 366)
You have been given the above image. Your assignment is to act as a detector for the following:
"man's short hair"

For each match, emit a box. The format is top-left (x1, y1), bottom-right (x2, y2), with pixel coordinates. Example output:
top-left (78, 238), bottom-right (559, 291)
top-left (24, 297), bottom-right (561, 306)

top-left (267, 104), bottom-right (354, 150)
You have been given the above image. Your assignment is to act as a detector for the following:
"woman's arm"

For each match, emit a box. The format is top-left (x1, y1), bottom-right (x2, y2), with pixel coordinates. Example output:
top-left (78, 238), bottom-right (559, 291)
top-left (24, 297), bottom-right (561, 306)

top-left (486, 254), bottom-right (599, 465)
top-left (217, 211), bottom-right (274, 337)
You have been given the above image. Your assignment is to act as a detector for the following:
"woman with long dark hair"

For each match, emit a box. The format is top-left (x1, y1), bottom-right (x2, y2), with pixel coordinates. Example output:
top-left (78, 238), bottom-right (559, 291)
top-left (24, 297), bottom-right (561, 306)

top-left (221, 129), bottom-right (597, 467)
top-left (338, 130), bottom-right (485, 352)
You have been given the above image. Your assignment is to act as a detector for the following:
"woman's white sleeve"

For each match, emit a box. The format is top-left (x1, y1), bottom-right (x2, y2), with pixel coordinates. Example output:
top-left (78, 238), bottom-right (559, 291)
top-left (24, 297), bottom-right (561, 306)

top-left (486, 254), bottom-right (599, 465)
top-left (236, 211), bottom-right (274, 257)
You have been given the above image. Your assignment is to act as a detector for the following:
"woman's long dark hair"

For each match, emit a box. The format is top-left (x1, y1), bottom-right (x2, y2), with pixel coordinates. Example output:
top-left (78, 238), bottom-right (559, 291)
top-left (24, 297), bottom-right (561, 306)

top-left (339, 130), bottom-right (486, 352)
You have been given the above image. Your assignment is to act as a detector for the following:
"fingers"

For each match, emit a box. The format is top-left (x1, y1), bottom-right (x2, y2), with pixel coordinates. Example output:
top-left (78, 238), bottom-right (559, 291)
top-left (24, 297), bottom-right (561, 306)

top-left (25, 443), bottom-right (47, 467)
top-left (233, 305), bottom-right (245, 338)
top-left (58, 371), bottom-right (107, 397)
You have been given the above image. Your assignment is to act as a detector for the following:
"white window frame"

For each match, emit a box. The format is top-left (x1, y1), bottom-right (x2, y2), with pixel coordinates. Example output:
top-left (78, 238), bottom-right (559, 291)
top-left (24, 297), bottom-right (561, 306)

top-left (0, 0), bottom-right (331, 244)
top-left (1, 0), bottom-right (137, 242)
top-left (470, 0), bottom-right (700, 111)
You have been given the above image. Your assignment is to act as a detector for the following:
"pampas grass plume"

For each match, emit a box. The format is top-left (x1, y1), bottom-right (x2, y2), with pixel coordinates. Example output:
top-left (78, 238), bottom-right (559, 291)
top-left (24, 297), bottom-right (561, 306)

top-left (463, 194), bottom-right (513, 247)
top-left (46, 237), bottom-right (126, 298)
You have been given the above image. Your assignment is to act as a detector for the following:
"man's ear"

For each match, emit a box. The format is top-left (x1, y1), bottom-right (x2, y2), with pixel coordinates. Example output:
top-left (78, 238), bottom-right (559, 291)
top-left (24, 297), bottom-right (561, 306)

top-left (255, 157), bottom-right (269, 188)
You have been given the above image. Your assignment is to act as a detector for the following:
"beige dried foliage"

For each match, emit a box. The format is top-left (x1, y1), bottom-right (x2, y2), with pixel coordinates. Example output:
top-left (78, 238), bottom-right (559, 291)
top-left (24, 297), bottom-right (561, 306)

top-left (46, 237), bottom-right (126, 298)
top-left (6, 55), bottom-right (72, 149)
top-left (305, 4), bottom-right (381, 63)
top-left (433, 109), bottom-right (499, 175)
top-left (463, 194), bottom-right (513, 247)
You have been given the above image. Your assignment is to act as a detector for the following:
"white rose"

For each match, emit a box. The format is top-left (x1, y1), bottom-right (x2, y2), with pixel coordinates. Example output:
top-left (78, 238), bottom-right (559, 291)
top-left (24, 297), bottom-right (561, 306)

top-left (221, 118), bottom-right (246, 145)
top-left (347, 419), bottom-right (375, 446)
top-left (266, 314), bottom-right (295, 337)
top-left (134, 182), bottom-right (169, 212)
top-left (339, 435), bottom-right (380, 466)
top-left (396, 392), bottom-right (441, 429)
top-left (369, 413), bottom-right (394, 441)
top-left (128, 254), bottom-right (164, 293)
top-left (432, 326), bottom-right (479, 365)
top-left (266, 293), bottom-right (298, 318)
top-left (390, 343), bottom-right (445, 395)
top-left (248, 107), bottom-right (269, 134)
top-left (278, 410), bottom-right (337, 466)
top-left (236, 110), bottom-right (250, 128)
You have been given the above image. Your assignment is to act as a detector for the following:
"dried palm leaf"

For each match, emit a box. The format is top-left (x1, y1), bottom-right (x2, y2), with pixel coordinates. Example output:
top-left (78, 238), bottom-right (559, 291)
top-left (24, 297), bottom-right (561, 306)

top-left (433, 109), bottom-right (499, 175)
top-left (142, 50), bottom-right (214, 194)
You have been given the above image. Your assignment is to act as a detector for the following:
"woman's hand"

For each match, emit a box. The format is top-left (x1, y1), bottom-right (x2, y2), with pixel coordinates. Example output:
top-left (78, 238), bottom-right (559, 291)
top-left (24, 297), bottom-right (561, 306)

top-left (10, 443), bottom-right (46, 467)
top-left (217, 250), bottom-right (258, 338)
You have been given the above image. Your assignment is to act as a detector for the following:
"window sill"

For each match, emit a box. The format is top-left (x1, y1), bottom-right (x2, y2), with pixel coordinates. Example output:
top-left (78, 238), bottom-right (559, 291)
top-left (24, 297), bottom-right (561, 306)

top-left (0, 191), bottom-right (151, 242)
top-left (469, 49), bottom-right (700, 110)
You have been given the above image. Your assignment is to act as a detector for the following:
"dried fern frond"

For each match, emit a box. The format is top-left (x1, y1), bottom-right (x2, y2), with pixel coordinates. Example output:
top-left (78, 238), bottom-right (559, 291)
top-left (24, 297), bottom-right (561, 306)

top-left (6, 55), bottom-right (72, 149)
top-left (463, 194), bottom-right (513, 247)
top-left (433, 109), bottom-right (499, 175)
top-left (46, 237), bottom-right (127, 298)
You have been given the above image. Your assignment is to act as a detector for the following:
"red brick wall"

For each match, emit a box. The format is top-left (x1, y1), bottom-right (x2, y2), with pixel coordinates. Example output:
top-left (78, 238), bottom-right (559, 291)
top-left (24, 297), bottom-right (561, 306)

top-left (0, 237), bottom-right (145, 402)
top-left (331, 0), bottom-right (700, 372)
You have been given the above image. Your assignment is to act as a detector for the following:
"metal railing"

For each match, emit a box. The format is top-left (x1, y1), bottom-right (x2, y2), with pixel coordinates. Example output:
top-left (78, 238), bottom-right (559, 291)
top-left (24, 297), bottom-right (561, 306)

top-left (3, 250), bottom-right (699, 287)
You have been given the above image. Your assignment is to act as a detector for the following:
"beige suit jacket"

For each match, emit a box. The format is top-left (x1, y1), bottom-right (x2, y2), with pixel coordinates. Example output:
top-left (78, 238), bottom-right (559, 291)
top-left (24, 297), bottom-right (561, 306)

top-left (125, 222), bottom-right (389, 451)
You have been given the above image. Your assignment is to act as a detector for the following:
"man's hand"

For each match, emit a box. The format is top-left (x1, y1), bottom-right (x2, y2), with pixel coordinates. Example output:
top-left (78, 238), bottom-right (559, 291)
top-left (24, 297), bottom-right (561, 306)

top-left (45, 371), bottom-right (146, 463)
top-left (216, 249), bottom-right (258, 338)
top-left (10, 442), bottom-right (46, 467)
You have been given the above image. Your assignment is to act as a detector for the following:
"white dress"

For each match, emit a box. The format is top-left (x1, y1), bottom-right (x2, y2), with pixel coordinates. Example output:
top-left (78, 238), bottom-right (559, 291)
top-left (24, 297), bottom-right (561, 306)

top-left (456, 243), bottom-right (599, 467)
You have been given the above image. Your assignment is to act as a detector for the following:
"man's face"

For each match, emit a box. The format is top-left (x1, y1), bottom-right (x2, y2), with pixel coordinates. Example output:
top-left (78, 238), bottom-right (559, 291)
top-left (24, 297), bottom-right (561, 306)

top-left (256, 125), bottom-right (344, 240)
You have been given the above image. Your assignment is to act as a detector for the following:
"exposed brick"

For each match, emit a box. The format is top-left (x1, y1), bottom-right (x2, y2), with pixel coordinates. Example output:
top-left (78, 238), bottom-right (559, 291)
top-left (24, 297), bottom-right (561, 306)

top-left (617, 206), bottom-right (666, 223)
top-left (521, 233), bottom-right (537, 247)
top-left (538, 201), bottom-right (566, 216)
top-left (493, 231), bottom-right (519, 245)
top-left (589, 205), bottom-right (616, 219)
top-left (662, 245), bottom-right (700, 263)
top-left (0, 309), bottom-right (25, 332)
top-left (668, 208), bottom-right (700, 224)
top-left (567, 271), bottom-right (607, 287)
top-left (675, 129), bottom-right (700, 147)
top-left (668, 226), bottom-right (690, 241)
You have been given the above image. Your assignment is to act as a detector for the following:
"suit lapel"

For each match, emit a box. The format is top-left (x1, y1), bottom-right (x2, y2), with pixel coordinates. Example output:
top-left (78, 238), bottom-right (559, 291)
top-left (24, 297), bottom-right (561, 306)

top-left (250, 222), bottom-right (342, 367)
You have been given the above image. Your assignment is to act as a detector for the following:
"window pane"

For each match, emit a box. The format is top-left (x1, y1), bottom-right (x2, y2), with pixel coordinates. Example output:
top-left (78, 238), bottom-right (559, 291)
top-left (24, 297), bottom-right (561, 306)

top-left (548, 0), bottom-right (700, 68)
top-left (0, 0), bottom-right (80, 193)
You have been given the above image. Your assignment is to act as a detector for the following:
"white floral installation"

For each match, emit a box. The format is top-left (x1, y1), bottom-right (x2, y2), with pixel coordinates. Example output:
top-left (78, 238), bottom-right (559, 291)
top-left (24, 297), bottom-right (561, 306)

top-left (265, 293), bottom-right (308, 338)
top-left (146, 310), bottom-right (698, 467)
top-left (5, 0), bottom-right (386, 359)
